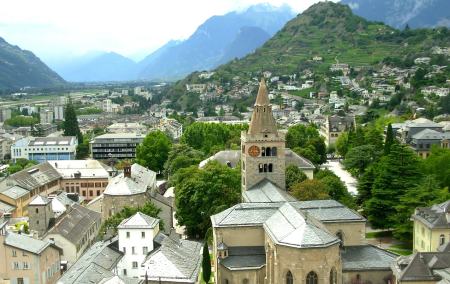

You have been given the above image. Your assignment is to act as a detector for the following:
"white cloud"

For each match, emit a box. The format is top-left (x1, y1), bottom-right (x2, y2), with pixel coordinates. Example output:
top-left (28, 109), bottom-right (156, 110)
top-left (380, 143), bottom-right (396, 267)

top-left (0, 0), bottom-right (335, 62)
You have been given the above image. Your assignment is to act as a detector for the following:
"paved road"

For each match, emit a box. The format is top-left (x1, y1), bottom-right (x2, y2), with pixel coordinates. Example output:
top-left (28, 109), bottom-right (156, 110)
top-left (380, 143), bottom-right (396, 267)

top-left (321, 160), bottom-right (358, 195)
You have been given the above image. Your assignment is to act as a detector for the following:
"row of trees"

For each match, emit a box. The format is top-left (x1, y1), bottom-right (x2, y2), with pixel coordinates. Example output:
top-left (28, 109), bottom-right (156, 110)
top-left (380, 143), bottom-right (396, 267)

top-left (337, 122), bottom-right (450, 241)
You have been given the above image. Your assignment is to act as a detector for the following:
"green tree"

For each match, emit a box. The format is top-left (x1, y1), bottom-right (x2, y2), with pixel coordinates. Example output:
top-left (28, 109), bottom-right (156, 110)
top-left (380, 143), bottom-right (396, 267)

top-left (344, 145), bottom-right (380, 176)
top-left (202, 242), bottom-right (211, 283)
top-left (315, 169), bottom-right (356, 208)
top-left (394, 176), bottom-right (450, 241)
top-left (99, 202), bottom-right (162, 237)
top-left (136, 130), bottom-right (172, 173)
top-left (290, 179), bottom-right (329, 201)
top-left (335, 132), bottom-right (349, 157)
top-left (285, 165), bottom-right (308, 190)
top-left (286, 124), bottom-right (326, 164)
top-left (423, 147), bottom-right (450, 188)
top-left (356, 165), bottom-right (376, 206)
top-left (164, 144), bottom-right (204, 179)
top-left (63, 102), bottom-right (83, 143)
top-left (364, 144), bottom-right (422, 229)
top-left (384, 123), bottom-right (394, 155)
top-left (76, 136), bottom-right (90, 159)
top-left (365, 127), bottom-right (384, 151)
top-left (173, 161), bottom-right (241, 238)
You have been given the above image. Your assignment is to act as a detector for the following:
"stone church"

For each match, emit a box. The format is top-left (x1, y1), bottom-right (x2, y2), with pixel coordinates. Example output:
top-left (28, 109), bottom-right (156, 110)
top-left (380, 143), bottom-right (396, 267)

top-left (211, 79), bottom-right (396, 284)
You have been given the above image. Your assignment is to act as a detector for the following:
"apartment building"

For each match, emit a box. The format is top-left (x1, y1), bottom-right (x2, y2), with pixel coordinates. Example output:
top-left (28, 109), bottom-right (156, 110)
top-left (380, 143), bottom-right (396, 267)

top-left (90, 133), bottom-right (144, 160)
top-left (11, 136), bottom-right (77, 163)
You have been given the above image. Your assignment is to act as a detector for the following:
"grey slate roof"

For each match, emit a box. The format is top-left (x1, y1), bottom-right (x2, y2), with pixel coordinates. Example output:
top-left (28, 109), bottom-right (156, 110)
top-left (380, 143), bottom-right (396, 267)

top-left (29, 195), bottom-right (51, 206)
top-left (57, 240), bottom-right (123, 284)
top-left (412, 129), bottom-right (450, 140)
top-left (5, 232), bottom-right (52, 255)
top-left (0, 185), bottom-right (29, 200)
top-left (118, 212), bottom-right (159, 229)
top-left (412, 200), bottom-right (450, 229)
top-left (9, 162), bottom-right (62, 191)
top-left (47, 203), bottom-right (101, 245)
top-left (393, 252), bottom-right (450, 282)
top-left (341, 245), bottom-right (397, 271)
top-left (243, 179), bottom-right (296, 203)
top-left (220, 246), bottom-right (266, 270)
top-left (143, 232), bottom-right (202, 283)
top-left (211, 202), bottom-right (282, 227)
top-left (285, 149), bottom-right (315, 169)
top-left (0, 200), bottom-right (14, 214)
top-left (263, 202), bottom-right (340, 248)
top-left (103, 163), bottom-right (156, 196)
top-left (294, 200), bottom-right (366, 223)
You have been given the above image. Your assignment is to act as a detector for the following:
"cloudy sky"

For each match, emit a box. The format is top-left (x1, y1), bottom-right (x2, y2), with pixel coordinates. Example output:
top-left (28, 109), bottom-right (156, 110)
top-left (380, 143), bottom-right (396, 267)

top-left (0, 0), bottom-right (335, 62)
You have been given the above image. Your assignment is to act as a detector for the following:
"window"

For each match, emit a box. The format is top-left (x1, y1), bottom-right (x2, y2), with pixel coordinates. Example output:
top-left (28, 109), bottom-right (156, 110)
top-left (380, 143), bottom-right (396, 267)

top-left (89, 190), bottom-right (93, 197)
top-left (262, 147), bottom-right (266, 157)
top-left (264, 164), bottom-right (268, 172)
top-left (286, 271), bottom-right (293, 284)
top-left (143, 246), bottom-right (148, 254)
top-left (123, 269), bottom-right (127, 276)
top-left (35, 208), bottom-right (39, 214)
top-left (132, 247), bottom-right (136, 254)
top-left (268, 163), bottom-right (273, 172)
top-left (126, 232), bottom-right (130, 238)
top-left (97, 190), bottom-right (100, 196)
top-left (13, 262), bottom-right (19, 269)
top-left (37, 220), bottom-right (39, 225)
top-left (17, 278), bottom-right (24, 284)
top-left (141, 232), bottom-right (145, 238)
top-left (330, 268), bottom-right (337, 284)
top-left (306, 271), bottom-right (318, 284)
top-left (123, 247), bottom-right (126, 253)
top-left (243, 279), bottom-right (249, 284)
top-left (12, 250), bottom-right (17, 257)
top-left (242, 161), bottom-right (245, 170)
top-left (225, 280), bottom-right (229, 284)
top-left (266, 147), bottom-right (271, 156)
top-left (23, 262), bottom-right (29, 270)
top-left (272, 147), bottom-right (277, 156)
top-left (259, 164), bottom-right (263, 173)
top-left (132, 261), bottom-right (138, 269)
top-left (440, 234), bottom-right (445, 246)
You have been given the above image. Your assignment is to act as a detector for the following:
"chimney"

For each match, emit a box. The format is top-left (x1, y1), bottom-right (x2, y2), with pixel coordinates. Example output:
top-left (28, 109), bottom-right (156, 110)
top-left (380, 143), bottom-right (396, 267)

top-left (124, 165), bottom-right (131, 178)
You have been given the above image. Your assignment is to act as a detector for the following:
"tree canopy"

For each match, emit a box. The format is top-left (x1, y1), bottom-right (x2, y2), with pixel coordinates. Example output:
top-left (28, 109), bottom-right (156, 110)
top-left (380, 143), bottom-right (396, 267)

top-left (286, 124), bottom-right (327, 164)
top-left (173, 161), bottom-right (241, 238)
top-left (136, 130), bottom-right (172, 173)
top-left (164, 144), bottom-right (204, 179)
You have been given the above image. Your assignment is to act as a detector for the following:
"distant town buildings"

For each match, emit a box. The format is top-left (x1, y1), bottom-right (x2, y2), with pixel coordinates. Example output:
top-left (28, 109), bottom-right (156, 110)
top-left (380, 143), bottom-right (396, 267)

top-left (106, 122), bottom-right (147, 134)
top-left (320, 115), bottom-right (356, 146)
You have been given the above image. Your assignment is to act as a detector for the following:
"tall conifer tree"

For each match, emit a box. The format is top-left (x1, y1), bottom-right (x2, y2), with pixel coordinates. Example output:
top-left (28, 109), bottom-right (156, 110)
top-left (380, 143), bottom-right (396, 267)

top-left (63, 102), bottom-right (82, 144)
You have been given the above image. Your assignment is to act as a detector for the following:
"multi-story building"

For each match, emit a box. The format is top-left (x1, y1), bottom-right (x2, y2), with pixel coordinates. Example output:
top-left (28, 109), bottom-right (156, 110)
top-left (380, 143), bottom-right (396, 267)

top-left (0, 222), bottom-right (62, 284)
top-left (47, 160), bottom-right (110, 201)
top-left (11, 136), bottom-right (77, 163)
top-left (90, 133), bottom-right (144, 160)
top-left (0, 108), bottom-right (11, 122)
top-left (411, 201), bottom-right (450, 252)
top-left (53, 105), bottom-right (64, 121)
top-left (40, 109), bottom-right (54, 124)
top-left (320, 115), bottom-right (355, 146)
top-left (102, 99), bottom-right (112, 113)
top-left (410, 129), bottom-right (450, 158)
top-left (0, 162), bottom-right (62, 217)
top-left (158, 118), bottom-right (183, 140)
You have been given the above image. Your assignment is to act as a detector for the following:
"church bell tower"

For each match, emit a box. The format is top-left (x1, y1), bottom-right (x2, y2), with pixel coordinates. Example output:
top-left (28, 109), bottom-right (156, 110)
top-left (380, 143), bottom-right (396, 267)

top-left (241, 78), bottom-right (286, 192)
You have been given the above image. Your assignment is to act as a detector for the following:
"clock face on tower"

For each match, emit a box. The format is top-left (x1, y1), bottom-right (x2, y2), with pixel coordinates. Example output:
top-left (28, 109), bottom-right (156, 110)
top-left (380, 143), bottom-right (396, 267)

top-left (248, 145), bottom-right (260, 157)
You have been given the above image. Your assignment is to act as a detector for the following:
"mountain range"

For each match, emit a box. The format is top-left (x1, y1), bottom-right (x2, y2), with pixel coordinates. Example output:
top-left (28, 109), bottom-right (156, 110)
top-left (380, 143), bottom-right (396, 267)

top-left (0, 37), bottom-right (65, 90)
top-left (49, 4), bottom-right (295, 82)
top-left (341, 0), bottom-right (450, 29)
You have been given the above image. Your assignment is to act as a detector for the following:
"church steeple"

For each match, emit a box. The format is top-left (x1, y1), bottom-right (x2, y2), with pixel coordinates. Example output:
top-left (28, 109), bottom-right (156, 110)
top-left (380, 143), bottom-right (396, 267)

top-left (241, 78), bottom-right (286, 193)
top-left (248, 78), bottom-right (278, 136)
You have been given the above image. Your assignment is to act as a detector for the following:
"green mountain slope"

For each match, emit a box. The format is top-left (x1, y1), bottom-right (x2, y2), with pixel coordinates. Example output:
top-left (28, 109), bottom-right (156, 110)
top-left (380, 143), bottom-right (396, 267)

top-left (0, 37), bottom-right (65, 90)
top-left (213, 2), bottom-right (449, 78)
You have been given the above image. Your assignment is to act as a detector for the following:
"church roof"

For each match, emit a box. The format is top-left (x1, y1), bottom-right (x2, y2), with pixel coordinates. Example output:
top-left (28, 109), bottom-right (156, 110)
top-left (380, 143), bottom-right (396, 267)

top-left (248, 78), bottom-right (278, 135)
top-left (263, 203), bottom-right (340, 248)
top-left (243, 179), bottom-right (295, 203)
top-left (341, 245), bottom-right (397, 271)
top-left (103, 164), bottom-right (156, 196)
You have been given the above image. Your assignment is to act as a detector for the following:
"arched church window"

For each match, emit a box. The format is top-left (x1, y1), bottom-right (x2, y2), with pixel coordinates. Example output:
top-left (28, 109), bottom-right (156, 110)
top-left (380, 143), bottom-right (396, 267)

top-left (286, 270), bottom-right (293, 284)
top-left (307, 271), bottom-right (318, 284)
top-left (266, 147), bottom-right (271, 156)
top-left (272, 147), bottom-right (277, 156)
top-left (262, 147), bottom-right (266, 157)
top-left (330, 268), bottom-right (337, 284)
top-left (268, 164), bottom-right (273, 172)
top-left (259, 164), bottom-right (263, 173)
top-left (264, 164), bottom-right (268, 172)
